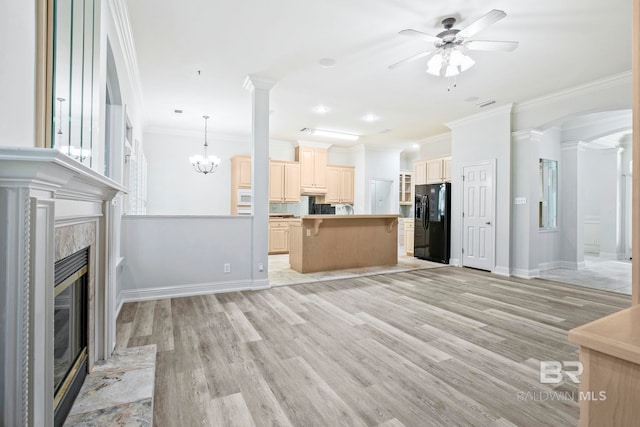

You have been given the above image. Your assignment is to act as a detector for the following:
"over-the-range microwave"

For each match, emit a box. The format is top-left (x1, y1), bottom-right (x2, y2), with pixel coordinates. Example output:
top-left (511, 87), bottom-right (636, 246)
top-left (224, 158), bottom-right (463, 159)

top-left (237, 189), bottom-right (252, 206)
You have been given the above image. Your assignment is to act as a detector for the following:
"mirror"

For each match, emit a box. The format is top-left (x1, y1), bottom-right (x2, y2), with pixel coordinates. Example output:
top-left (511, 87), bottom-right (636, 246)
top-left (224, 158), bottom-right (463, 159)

top-left (51, 0), bottom-right (96, 166)
top-left (539, 159), bottom-right (558, 229)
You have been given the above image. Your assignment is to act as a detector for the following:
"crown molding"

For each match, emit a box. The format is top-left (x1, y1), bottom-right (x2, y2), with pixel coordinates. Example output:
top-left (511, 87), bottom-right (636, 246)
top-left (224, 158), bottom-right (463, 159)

top-left (144, 126), bottom-right (252, 143)
top-left (514, 71), bottom-right (632, 115)
top-left (445, 103), bottom-right (514, 129)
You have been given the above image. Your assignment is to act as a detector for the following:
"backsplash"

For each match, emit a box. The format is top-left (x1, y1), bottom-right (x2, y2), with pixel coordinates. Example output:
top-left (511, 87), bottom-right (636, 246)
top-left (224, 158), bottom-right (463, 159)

top-left (269, 203), bottom-right (300, 216)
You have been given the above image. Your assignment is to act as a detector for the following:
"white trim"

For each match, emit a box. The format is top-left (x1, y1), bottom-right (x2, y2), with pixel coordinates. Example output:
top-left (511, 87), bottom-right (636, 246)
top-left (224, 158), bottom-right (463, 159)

top-left (538, 261), bottom-right (563, 271)
top-left (599, 251), bottom-right (625, 260)
top-left (445, 103), bottom-right (514, 129)
top-left (513, 72), bottom-right (632, 115)
top-left (251, 279), bottom-right (270, 290)
top-left (119, 279), bottom-right (260, 303)
top-left (449, 258), bottom-right (461, 267)
top-left (511, 268), bottom-right (541, 279)
top-left (492, 266), bottom-right (510, 277)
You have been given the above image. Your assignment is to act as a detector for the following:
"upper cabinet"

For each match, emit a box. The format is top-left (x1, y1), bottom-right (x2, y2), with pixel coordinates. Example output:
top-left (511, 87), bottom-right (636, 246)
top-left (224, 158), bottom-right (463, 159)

top-left (296, 146), bottom-right (327, 191)
top-left (325, 166), bottom-right (355, 204)
top-left (232, 155), bottom-right (252, 188)
top-left (399, 171), bottom-right (412, 205)
top-left (415, 156), bottom-right (452, 185)
top-left (269, 160), bottom-right (300, 203)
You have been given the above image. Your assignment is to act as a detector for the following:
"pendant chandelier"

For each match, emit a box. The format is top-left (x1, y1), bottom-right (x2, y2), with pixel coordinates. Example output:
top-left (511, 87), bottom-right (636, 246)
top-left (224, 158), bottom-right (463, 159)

top-left (190, 115), bottom-right (220, 175)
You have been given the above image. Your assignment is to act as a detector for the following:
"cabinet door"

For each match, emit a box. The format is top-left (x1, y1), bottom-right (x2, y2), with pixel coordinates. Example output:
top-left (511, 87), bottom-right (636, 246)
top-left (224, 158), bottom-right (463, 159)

top-left (238, 157), bottom-right (252, 188)
top-left (443, 158), bottom-right (452, 182)
top-left (325, 167), bottom-right (341, 204)
top-left (269, 162), bottom-right (284, 202)
top-left (313, 148), bottom-right (328, 188)
top-left (414, 161), bottom-right (427, 185)
top-left (426, 159), bottom-right (443, 184)
top-left (270, 226), bottom-right (289, 253)
top-left (405, 224), bottom-right (414, 255)
top-left (283, 163), bottom-right (300, 202)
top-left (341, 168), bottom-right (354, 203)
top-left (298, 147), bottom-right (315, 188)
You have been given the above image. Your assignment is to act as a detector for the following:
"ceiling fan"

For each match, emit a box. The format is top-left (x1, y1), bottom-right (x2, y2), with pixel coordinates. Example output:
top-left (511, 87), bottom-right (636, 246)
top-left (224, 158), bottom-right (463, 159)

top-left (389, 9), bottom-right (518, 78)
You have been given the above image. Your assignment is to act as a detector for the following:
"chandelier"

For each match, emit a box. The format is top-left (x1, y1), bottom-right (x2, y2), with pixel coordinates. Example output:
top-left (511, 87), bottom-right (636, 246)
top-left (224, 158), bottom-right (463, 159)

top-left (190, 115), bottom-right (220, 175)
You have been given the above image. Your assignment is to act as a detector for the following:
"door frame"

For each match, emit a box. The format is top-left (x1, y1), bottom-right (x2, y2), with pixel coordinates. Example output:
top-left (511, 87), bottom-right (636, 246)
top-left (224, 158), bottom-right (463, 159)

top-left (460, 159), bottom-right (497, 272)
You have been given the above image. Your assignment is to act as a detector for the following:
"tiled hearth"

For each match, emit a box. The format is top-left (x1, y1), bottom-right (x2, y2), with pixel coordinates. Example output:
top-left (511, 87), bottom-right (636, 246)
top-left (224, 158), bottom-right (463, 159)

top-left (64, 345), bottom-right (156, 426)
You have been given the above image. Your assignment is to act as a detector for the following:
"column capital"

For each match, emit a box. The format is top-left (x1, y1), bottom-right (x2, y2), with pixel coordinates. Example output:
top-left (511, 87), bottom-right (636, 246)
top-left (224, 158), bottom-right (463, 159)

top-left (243, 75), bottom-right (278, 92)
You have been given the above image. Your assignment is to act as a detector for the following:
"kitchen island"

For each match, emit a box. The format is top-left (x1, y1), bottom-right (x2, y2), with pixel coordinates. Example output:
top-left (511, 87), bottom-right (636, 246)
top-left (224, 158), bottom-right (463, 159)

top-left (289, 215), bottom-right (399, 273)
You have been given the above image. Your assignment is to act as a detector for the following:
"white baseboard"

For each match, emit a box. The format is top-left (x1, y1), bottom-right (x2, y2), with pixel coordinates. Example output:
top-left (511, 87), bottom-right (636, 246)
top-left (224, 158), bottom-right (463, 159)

top-left (449, 258), bottom-right (461, 267)
top-left (599, 252), bottom-right (624, 260)
top-left (119, 279), bottom-right (265, 304)
top-left (251, 279), bottom-right (270, 290)
top-left (115, 297), bottom-right (124, 320)
top-left (511, 268), bottom-right (540, 279)
top-left (538, 261), bottom-right (562, 271)
top-left (492, 266), bottom-right (510, 277)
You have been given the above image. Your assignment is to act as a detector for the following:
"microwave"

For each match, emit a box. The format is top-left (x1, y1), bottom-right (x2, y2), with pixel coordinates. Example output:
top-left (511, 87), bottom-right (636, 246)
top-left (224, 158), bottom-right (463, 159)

top-left (237, 189), bottom-right (252, 206)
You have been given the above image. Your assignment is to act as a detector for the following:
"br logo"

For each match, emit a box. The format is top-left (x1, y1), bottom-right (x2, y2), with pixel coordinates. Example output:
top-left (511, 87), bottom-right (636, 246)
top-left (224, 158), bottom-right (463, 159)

top-left (539, 361), bottom-right (583, 384)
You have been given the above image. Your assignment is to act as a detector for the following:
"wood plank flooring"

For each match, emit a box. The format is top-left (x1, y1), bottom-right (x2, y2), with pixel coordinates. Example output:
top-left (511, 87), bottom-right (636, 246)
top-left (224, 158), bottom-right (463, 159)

top-left (116, 267), bottom-right (630, 427)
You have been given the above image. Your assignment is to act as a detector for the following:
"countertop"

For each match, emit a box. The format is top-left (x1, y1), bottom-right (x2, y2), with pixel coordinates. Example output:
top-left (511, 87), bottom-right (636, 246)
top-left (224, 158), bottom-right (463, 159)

top-left (299, 214), bottom-right (401, 220)
top-left (568, 305), bottom-right (640, 365)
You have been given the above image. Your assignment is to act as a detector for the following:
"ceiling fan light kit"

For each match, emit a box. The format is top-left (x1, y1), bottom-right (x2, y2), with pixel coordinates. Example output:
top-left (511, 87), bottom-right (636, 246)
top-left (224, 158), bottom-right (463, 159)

top-left (390, 9), bottom-right (519, 87)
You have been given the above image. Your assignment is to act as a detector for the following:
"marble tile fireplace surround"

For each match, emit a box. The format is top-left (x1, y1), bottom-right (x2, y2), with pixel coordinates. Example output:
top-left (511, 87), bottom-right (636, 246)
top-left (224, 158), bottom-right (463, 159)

top-left (0, 148), bottom-right (124, 426)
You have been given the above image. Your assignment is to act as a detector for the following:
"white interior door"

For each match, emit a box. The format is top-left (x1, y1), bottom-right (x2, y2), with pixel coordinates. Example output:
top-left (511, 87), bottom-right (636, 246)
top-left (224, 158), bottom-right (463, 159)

top-left (462, 162), bottom-right (495, 271)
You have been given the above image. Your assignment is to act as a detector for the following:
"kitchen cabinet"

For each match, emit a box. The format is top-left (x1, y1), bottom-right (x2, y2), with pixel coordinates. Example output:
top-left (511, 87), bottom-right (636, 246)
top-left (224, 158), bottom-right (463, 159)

top-left (399, 171), bottom-right (412, 205)
top-left (427, 157), bottom-right (452, 183)
top-left (269, 160), bottom-right (300, 203)
top-left (269, 219), bottom-right (294, 254)
top-left (414, 160), bottom-right (427, 186)
top-left (231, 155), bottom-right (252, 215)
top-left (232, 155), bottom-right (252, 188)
top-left (415, 156), bottom-right (452, 185)
top-left (325, 166), bottom-right (354, 204)
top-left (296, 146), bottom-right (327, 191)
top-left (404, 219), bottom-right (414, 256)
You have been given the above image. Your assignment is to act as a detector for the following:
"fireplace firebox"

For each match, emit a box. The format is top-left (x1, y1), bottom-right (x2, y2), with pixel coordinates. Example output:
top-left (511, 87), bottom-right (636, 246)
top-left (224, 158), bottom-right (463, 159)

top-left (53, 247), bottom-right (89, 427)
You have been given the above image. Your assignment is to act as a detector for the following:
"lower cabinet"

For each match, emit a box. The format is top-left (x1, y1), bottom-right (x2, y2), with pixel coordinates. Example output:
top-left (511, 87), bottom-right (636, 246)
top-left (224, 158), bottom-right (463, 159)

top-left (269, 220), bottom-right (292, 254)
top-left (404, 219), bottom-right (414, 256)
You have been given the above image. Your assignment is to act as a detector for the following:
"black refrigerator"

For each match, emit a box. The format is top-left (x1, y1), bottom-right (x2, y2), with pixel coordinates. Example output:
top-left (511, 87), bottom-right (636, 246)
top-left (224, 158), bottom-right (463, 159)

top-left (414, 183), bottom-right (451, 263)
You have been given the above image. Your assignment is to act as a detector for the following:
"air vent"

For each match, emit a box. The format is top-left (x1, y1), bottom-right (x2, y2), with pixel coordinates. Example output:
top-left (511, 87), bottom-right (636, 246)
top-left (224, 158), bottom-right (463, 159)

top-left (379, 129), bottom-right (392, 134)
top-left (476, 99), bottom-right (496, 108)
top-left (174, 109), bottom-right (183, 114)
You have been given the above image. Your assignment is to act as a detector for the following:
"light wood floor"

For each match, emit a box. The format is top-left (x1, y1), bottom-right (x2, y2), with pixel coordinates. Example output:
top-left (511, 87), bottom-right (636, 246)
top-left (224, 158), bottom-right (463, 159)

top-left (116, 267), bottom-right (630, 427)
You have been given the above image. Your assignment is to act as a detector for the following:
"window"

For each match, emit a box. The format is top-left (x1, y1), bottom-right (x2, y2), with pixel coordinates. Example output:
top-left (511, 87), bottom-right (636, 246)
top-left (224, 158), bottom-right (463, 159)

top-left (539, 159), bottom-right (558, 229)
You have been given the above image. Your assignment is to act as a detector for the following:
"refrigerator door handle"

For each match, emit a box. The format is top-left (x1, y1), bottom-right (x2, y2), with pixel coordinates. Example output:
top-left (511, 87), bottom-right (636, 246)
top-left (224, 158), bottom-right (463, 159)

top-left (423, 196), bottom-right (429, 230)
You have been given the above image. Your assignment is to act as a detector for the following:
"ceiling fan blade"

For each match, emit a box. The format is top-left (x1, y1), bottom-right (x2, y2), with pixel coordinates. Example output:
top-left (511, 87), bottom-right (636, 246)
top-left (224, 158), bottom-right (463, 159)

top-left (388, 50), bottom-right (432, 69)
top-left (399, 29), bottom-right (441, 44)
top-left (457, 9), bottom-right (506, 39)
top-left (465, 40), bottom-right (519, 52)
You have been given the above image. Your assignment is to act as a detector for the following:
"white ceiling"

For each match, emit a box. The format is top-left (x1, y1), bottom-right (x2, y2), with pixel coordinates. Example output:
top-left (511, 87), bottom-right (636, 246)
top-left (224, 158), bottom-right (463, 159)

top-left (125, 0), bottom-right (632, 149)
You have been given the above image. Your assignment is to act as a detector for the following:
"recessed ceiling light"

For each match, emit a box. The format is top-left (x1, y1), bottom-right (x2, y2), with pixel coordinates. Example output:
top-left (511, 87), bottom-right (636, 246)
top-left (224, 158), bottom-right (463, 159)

top-left (412, 143), bottom-right (420, 149)
top-left (300, 127), bottom-right (359, 141)
top-left (318, 58), bottom-right (336, 68)
top-left (313, 105), bottom-right (330, 114)
top-left (362, 113), bottom-right (380, 123)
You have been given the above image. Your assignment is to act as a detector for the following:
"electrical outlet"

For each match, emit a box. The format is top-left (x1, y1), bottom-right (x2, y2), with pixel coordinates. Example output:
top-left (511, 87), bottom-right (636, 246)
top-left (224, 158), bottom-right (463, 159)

top-left (258, 263), bottom-right (264, 272)
top-left (224, 263), bottom-right (231, 273)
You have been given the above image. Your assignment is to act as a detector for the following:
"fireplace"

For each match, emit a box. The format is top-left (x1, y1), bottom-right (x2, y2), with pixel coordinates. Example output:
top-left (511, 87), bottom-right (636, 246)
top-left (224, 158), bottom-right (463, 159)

top-left (53, 247), bottom-right (90, 427)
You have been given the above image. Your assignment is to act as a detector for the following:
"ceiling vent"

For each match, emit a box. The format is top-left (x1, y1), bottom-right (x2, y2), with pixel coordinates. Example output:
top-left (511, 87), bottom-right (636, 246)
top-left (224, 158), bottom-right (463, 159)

top-left (476, 99), bottom-right (496, 108)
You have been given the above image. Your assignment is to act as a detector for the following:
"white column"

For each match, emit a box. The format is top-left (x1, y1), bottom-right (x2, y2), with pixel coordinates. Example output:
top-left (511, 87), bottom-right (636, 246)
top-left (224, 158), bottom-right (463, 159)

top-left (560, 142), bottom-right (585, 268)
top-left (244, 75), bottom-right (277, 289)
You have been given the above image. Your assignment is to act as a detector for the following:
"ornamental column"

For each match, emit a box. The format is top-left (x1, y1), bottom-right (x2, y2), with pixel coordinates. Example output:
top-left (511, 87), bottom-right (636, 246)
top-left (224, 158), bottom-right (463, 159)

top-left (244, 75), bottom-right (277, 289)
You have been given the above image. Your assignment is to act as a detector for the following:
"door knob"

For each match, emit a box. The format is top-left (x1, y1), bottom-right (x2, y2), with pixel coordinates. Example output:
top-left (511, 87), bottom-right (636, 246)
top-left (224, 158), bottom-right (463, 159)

top-left (485, 221), bottom-right (491, 225)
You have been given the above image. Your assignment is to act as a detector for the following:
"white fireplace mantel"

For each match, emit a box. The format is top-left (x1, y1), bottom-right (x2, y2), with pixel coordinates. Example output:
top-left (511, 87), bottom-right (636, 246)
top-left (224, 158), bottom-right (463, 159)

top-left (0, 147), bottom-right (125, 427)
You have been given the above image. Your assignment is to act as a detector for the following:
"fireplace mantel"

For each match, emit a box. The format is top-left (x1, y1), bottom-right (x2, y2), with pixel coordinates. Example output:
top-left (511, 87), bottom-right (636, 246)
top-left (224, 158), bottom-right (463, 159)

top-left (0, 147), bottom-right (125, 427)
